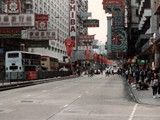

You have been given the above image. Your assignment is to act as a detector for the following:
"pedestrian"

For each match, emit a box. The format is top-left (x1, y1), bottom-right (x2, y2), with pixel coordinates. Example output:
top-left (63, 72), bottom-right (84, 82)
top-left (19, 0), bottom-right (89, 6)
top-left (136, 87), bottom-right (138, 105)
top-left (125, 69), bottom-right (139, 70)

top-left (150, 70), bottom-right (158, 98)
top-left (134, 68), bottom-right (140, 89)
top-left (157, 69), bottom-right (160, 98)
top-left (146, 69), bottom-right (152, 84)
top-left (140, 68), bottom-right (145, 84)
top-left (125, 69), bottom-right (129, 81)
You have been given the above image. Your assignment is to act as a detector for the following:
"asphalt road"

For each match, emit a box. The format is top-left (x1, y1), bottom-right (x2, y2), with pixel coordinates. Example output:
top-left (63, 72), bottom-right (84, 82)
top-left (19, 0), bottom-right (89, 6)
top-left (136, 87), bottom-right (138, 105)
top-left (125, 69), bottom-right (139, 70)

top-left (0, 74), bottom-right (160, 120)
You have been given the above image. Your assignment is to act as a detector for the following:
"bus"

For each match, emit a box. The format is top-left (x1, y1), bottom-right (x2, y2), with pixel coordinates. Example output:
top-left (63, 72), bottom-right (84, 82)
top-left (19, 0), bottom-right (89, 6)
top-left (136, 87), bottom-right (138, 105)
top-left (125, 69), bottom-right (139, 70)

top-left (41, 56), bottom-right (59, 71)
top-left (5, 51), bottom-right (41, 80)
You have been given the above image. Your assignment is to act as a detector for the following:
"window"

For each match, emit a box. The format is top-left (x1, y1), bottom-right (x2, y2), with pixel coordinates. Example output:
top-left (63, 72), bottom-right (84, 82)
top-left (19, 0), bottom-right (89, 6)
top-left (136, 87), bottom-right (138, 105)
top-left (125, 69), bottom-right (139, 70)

top-left (8, 53), bottom-right (19, 58)
top-left (136, 9), bottom-right (139, 16)
top-left (9, 66), bottom-right (18, 70)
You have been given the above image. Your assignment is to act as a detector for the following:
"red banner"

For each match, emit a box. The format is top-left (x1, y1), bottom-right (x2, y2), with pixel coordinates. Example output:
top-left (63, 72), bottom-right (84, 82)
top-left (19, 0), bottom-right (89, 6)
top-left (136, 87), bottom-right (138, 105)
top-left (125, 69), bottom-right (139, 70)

top-left (84, 50), bottom-right (91, 61)
top-left (93, 53), bottom-right (98, 62)
top-left (64, 39), bottom-right (75, 57)
top-left (28, 71), bottom-right (37, 80)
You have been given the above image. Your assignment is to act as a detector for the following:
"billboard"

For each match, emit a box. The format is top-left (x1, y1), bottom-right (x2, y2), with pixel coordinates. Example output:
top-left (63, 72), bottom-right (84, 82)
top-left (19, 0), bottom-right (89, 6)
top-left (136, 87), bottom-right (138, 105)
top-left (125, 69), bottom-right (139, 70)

top-left (21, 30), bottom-right (58, 40)
top-left (83, 19), bottom-right (99, 27)
top-left (78, 35), bottom-right (95, 50)
top-left (70, 0), bottom-right (77, 49)
top-left (0, 28), bottom-right (21, 38)
top-left (7, 1), bottom-right (21, 14)
top-left (102, 0), bottom-right (124, 14)
top-left (35, 14), bottom-right (48, 31)
top-left (0, 14), bottom-right (35, 27)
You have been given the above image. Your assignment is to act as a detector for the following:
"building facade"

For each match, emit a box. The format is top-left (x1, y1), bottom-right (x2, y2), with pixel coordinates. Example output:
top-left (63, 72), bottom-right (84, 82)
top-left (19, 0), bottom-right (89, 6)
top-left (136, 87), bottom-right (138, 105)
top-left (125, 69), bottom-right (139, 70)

top-left (126, 0), bottom-right (139, 57)
top-left (27, 0), bottom-right (70, 62)
top-left (0, 0), bottom-right (89, 67)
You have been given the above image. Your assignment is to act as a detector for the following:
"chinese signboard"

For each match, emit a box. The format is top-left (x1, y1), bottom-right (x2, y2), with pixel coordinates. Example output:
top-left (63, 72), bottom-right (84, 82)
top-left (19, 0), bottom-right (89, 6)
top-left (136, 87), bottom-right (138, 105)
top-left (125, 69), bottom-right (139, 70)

top-left (21, 30), bottom-right (58, 40)
top-left (78, 35), bottom-right (94, 50)
top-left (83, 19), bottom-right (99, 27)
top-left (102, 0), bottom-right (124, 14)
top-left (0, 28), bottom-right (21, 38)
top-left (77, 46), bottom-right (92, 50)
top-left (0, 14), bottom-right (35, 27)
top-left (7, 1), bottom-right (21, 14)
top-left (70, 0), bottom-right (77, 49)
top-left (35, 14), bottom-right (48, 31)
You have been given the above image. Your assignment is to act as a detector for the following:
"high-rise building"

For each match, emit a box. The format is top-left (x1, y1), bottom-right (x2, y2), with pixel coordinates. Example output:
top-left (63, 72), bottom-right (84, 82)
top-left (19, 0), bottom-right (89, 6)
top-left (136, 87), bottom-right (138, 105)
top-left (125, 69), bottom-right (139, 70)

top-left (0, 0), bottom-right (89, 63)
top-left (27, 0), bottom-right (70, 62)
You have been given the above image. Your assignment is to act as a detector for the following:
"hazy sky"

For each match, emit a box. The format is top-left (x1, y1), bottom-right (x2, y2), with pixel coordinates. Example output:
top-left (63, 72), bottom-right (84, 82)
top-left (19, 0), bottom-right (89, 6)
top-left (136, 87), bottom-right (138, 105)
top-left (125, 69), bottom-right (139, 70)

top-left (88, 0), bottom-right (107, 44)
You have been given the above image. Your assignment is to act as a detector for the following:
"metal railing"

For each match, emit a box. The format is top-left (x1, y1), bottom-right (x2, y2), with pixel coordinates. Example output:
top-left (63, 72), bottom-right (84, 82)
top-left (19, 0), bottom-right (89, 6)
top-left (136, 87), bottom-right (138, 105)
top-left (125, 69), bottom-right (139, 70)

top-left (0, 71), bottom-right (72, 86)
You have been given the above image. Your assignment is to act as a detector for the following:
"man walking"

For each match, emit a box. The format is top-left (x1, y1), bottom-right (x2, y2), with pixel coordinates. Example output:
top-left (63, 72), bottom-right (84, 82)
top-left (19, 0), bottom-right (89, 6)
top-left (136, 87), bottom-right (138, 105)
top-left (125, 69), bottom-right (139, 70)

top-left (157, 69), bottom-right (160, 97)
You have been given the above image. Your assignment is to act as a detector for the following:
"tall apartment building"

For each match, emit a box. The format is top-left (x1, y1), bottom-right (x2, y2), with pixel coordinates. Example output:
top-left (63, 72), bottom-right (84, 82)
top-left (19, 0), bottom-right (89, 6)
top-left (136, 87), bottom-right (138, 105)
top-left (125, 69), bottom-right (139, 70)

top-left (0, 0), bottom-right (89, 63)
top-left (30, 0), bottom-right (88, 62)
top-left (27, 0), bottom-right (70, 62)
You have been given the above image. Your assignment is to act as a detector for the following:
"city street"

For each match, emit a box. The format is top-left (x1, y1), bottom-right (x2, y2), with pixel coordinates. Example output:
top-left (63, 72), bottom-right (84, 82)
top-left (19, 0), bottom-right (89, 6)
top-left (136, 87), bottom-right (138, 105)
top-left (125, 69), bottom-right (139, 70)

top-left (0, 74), bottom-right (160, 120)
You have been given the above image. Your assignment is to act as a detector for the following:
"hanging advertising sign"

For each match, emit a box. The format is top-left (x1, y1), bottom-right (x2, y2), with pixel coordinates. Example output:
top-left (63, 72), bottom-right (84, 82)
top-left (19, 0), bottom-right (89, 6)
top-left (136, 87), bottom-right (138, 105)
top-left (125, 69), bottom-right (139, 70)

top-left (102, 0), bottom-right (124, 14)
top-left (102, 0), bottom-right (124, 7)
top-left (64, 38), bottom-right (75, 57)
top-left (0, 28), bottom-right (21, 38)
top-left (21, 30), bottom-right (58, 40)
top-left (79, 35), bottom-right (95, 40)
top-left (0, 14), bottom-right (35, 27)
top-left (83, 19), bottom-right (99, 27)
top-left (70, 0), bottom-right (77, 49)
top-left (84, 50), bottom-right (91, 61)
top-left (78, 46), bottom-right (92, 50)
top-left (78, 35), bottom-right (94, 50)
top-left (7, 1), bottom-right (21, 14)
top-left (35, 14), bottom-right (48, 31)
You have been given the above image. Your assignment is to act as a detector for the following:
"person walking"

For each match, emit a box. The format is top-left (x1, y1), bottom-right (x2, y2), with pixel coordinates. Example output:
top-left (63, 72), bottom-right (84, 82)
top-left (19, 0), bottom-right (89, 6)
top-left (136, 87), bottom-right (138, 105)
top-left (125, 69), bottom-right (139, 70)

top-left (157, 69), bottom-right (160, 97)
top-left (134, 68), bottom-right (140, 89)
top-left (125, 69), bottom-right (129, 81)
top-left (146, 69), bottom-right (152, 84)
top-left (150, 70), bottom-right (158, 98)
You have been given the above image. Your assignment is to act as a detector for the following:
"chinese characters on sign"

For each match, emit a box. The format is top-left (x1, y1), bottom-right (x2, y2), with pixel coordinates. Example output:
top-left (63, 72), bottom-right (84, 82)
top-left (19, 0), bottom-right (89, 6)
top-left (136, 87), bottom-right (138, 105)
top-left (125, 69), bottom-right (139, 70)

top-left (0, 14), bottom-right (35, 27)
top-left (70, 0), bottom-right (77, 49)
top-left (21, 30), bottom-right (58, 40)
top-left (0, 28), bottom-right (21, 38)
top-left (78, 35), bottom-right (94, 50)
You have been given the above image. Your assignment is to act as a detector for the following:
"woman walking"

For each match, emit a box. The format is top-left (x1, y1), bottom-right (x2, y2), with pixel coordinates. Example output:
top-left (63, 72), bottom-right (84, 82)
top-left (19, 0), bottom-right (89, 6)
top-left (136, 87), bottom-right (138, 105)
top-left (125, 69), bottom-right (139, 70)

top-left (151, 70), bottom-right (158, 98)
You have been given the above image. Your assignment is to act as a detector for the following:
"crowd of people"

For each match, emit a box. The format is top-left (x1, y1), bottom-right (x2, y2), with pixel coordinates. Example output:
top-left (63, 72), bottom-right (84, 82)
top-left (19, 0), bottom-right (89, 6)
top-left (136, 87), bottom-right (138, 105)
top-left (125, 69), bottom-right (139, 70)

top-left (124, 67), bottom-right (160, 99)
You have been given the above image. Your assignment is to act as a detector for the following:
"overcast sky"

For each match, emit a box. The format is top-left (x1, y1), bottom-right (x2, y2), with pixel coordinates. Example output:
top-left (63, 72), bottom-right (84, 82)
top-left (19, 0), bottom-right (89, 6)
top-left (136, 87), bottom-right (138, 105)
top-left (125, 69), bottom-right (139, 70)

top-left (88, 0), bottom-right (107, 44)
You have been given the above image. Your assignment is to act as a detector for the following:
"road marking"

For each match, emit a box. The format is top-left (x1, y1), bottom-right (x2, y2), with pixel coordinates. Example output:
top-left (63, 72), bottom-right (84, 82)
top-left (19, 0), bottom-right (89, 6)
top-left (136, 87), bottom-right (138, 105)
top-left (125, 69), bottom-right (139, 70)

top-left (64, 104), bottom-right (69, 108)
top-left (128, 104), bottom-right (138, 120)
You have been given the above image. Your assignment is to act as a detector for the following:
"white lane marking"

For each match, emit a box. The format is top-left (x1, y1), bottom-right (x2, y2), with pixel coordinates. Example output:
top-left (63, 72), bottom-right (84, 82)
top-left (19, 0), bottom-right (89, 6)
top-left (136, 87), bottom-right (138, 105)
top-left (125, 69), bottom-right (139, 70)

top-left (64, 104), bottom-right (69, 108)
top-left (128, 104), bottom-right (138, 120)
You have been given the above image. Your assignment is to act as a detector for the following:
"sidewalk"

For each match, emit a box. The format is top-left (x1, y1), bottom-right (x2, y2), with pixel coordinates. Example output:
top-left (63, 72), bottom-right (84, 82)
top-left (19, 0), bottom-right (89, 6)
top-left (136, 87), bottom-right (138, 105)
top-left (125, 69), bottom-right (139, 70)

top-left (129, 83), bottom-right (160, 106)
